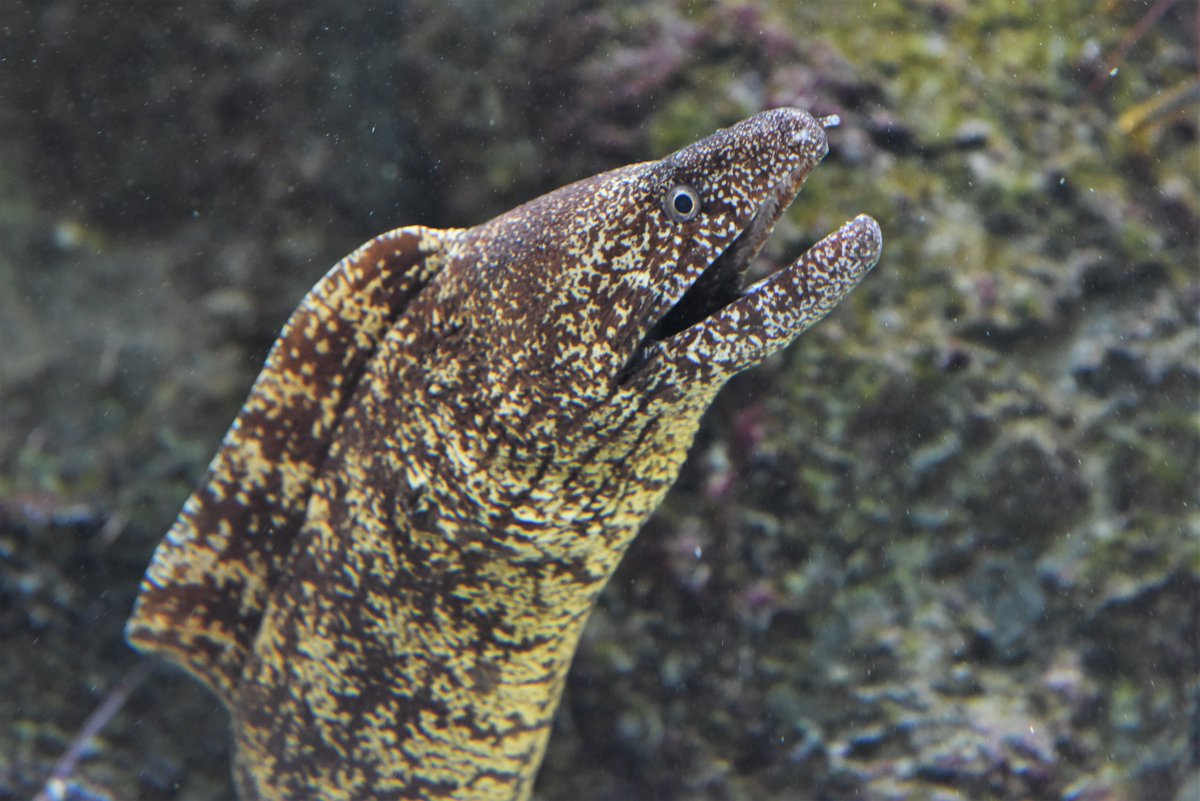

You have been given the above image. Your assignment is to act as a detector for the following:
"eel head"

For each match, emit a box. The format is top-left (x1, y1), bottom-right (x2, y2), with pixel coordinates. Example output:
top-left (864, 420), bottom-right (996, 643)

top-left (433, 107), bottom-right (881, 431)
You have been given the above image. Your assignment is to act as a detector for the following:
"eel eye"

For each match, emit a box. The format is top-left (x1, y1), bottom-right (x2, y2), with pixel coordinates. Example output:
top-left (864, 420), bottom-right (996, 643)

top-left (664, 184), bottom-right (701, 222)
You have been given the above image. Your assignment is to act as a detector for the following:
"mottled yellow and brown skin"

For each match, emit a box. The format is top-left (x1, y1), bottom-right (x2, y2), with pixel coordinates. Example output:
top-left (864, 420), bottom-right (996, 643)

top-left (127, 108), bottom-right (882, 800)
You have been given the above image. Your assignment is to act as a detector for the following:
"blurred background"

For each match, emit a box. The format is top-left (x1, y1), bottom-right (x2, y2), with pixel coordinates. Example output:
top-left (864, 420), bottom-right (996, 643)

top-left (1, 1), bottom-right (1196, 799)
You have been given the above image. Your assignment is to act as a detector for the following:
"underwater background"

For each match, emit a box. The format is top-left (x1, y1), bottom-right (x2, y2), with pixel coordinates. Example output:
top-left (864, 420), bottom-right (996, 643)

top-left (1, 1), bottom-right (1197, 799)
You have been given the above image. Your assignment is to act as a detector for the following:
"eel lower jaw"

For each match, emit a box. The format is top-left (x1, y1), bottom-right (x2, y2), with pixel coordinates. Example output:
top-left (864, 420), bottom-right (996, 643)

top-left (651, 213), bottom-right (882, 380)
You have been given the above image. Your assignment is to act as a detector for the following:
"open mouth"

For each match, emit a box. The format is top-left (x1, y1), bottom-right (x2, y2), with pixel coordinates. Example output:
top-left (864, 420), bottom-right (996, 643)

top-left (644, 164), bottom-right (806, 345)
top-left (614, 169), bottom-right (805, 386)
top-left (615, 110), bottom-right (880, 385)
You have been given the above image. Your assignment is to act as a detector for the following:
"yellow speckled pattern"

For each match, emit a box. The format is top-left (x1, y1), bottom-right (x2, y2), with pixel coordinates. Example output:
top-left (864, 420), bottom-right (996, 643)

top-left (127, 108), bottom-right (882, 800)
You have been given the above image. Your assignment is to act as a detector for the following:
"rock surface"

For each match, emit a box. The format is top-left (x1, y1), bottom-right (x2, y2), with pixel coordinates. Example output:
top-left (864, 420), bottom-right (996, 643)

top-left (1, 1), bottom-right (1195, 799)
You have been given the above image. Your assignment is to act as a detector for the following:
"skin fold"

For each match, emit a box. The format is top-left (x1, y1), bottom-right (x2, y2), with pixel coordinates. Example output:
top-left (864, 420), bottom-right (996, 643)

top-left (126, 107), bottom-right (882, 801)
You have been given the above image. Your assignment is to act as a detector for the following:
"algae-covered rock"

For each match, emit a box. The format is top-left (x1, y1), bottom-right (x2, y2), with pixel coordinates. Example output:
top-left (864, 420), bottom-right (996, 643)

top-left (1, 0), bottom-right (1195, 799)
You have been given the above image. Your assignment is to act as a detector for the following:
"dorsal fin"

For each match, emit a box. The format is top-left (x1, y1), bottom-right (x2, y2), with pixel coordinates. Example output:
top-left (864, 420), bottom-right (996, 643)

top-left (126, 225), bottom-right (460, 703)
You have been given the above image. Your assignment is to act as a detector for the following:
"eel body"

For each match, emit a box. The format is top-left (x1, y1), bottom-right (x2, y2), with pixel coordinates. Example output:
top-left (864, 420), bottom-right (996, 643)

top-left (126, 107), bottom-right (882, 800)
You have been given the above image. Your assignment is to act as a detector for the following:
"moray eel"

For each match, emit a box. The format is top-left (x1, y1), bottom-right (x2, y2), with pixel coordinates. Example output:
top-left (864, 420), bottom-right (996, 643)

top-left (126, 107), bottom-right (882, 800)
